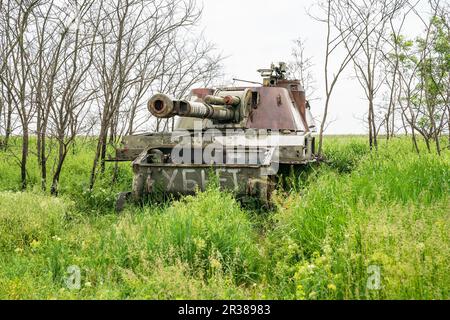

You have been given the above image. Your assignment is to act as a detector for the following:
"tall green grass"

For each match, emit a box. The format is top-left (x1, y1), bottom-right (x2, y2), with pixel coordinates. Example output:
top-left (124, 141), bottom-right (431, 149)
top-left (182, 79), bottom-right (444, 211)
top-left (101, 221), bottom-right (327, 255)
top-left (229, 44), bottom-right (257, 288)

top-left (0, 136), bottom-right (448, 299)
top-left (267, 137), bottom-right (449, 299)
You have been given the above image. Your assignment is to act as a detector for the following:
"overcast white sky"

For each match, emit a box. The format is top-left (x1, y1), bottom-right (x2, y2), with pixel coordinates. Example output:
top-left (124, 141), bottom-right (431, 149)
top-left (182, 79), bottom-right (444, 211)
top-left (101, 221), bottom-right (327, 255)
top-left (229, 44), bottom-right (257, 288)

top-left (199, 0), bottom-right (426, 134)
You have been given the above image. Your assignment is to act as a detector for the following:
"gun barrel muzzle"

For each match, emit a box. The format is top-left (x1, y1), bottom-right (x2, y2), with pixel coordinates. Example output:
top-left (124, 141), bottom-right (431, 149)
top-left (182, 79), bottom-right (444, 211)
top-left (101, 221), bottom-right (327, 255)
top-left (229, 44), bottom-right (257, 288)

top-left (147, 93), bottom-right (175, 118)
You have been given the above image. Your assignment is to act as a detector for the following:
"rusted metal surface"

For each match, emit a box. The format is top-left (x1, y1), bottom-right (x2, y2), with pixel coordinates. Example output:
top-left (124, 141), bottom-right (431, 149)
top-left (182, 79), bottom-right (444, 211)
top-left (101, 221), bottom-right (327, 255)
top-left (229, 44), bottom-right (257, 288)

top-left (245, 86), bottom-right (305, 131)
top-left (223, 95), bottom-right (241, 106)
top-left (191, 88), bottom-right (214, 99)
top-left (277, 79), bottom-right (310, 131)
top-left (204, 95), bottom-right (240, 106)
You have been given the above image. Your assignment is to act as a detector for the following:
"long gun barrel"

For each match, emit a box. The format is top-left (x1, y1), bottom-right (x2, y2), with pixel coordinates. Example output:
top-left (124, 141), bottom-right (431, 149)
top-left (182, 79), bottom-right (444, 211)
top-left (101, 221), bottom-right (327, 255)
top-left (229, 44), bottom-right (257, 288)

top-left (147, 93), bottom-right (239, 121)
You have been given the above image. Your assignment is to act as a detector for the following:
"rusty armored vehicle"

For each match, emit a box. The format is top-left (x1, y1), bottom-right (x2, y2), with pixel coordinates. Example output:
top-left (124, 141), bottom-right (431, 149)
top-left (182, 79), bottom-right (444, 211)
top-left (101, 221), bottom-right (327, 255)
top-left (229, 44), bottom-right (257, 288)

top-left (115, 62), bottom-right (316, 210)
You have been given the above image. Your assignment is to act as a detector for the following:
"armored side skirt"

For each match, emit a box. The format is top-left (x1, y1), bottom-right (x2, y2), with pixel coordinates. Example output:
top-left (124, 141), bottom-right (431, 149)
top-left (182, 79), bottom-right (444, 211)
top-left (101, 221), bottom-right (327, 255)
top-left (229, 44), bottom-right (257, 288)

top-left (131, 163), bottom-right (275, 203)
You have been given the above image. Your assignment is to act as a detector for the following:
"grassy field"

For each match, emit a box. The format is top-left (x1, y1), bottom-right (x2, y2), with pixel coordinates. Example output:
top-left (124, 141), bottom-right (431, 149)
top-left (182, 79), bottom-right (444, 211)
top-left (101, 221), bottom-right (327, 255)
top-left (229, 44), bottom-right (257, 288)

top-left (0, 136), bottom-right (448, 299)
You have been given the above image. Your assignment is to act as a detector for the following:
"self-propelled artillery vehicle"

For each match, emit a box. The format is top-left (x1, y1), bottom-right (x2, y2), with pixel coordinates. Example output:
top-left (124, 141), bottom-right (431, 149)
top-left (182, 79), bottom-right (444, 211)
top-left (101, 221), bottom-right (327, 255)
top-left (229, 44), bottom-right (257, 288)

top-left (114, 63), bottom-right (316, 210)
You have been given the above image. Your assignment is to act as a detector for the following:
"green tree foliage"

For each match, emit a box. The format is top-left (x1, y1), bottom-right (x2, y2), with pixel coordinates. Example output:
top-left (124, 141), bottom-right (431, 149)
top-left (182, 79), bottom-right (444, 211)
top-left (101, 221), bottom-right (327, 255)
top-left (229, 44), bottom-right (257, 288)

top-left (394, 15), bottom-right (449, 153)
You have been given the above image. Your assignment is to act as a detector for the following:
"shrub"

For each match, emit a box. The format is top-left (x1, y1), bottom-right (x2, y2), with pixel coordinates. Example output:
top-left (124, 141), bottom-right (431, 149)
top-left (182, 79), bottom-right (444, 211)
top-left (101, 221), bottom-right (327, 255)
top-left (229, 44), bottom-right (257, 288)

top-left (0, 192), bottom-right (69, 252)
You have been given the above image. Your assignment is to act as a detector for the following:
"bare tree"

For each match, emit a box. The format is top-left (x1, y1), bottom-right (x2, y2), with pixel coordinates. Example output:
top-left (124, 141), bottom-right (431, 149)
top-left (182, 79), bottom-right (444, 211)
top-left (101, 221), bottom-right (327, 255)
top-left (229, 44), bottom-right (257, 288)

top-left (0, 0), bottom-right (41, 190)
top-left (28, 0), bottom-right (73, 191)
top-left (123, 38), bottom-right (173, 136)
top-left (310, 0), bottom-right (386, 155)
top-left (0, 1), bottom-right (16, 149)
top-left (46, 0), bottom-right (101, 195)
top-left (381, 5), bottom-right (411, 140)
top-left (0, 0), bottom-right (13, 149)
top-left (351, 0), bottom-right (405, 149)
top-left (88, 0), bottom-right (204, 189)
top-left (1, 0), bottom-right (223, 193)
top-left (289, 38), bottom-right (317, 101)
top-left (153, 32), bottom-right (224, 132)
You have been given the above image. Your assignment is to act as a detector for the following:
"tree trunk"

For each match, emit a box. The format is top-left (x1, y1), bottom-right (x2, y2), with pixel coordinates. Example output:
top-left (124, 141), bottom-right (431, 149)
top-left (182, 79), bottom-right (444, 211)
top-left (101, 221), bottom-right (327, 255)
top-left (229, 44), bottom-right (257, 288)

top-left (411, 129), bottom-right (419, 154)
top-left (41, 134), bottom-right (47, 191)
top-left (371, 102), bottom-right (377, 150)
top-left (385, 114), bottom-right (390, 140)
top-left (4, 95), bottom-right (13, 149)
top-left (21, 126), bottom-right (29, 190)
top-left (318, 95), bottom-right (331, 155)
top-left (390, 102), bottom-right (395, 138)
top-left (447, 107), bottom-right (450, 148)
top-left (434, 131), bottom-right (441, 156)
top-left (90, 120), bottom-right (108, 189)
top-left (36, 106), bottom-right (42, 166)
top-left (0, 96), bottom-right (3, 147)
top-left (368, 104), bottom-right (373, 150)
top-left (100, 129), bottom-right (107, 174)
top-left (38, 114), bottom-right (49, 191)
top-left (112, 160), bottom-right (119, 184)
top-left (424, 136), bottom-right (431, 152)
top-left (50, 139), bottom-right (67, 196)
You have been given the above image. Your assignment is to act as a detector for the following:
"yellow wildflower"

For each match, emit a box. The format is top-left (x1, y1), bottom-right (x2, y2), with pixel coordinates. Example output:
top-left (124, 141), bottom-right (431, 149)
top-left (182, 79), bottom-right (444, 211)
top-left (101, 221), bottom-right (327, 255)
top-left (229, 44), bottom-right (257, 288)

top-left (30, 240), bottom-right (40, 249)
